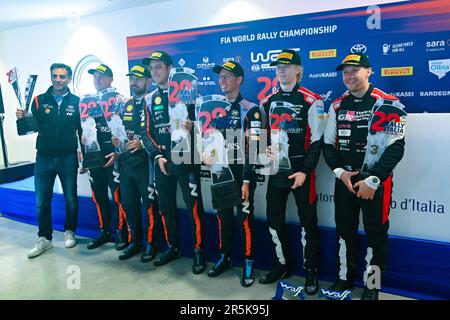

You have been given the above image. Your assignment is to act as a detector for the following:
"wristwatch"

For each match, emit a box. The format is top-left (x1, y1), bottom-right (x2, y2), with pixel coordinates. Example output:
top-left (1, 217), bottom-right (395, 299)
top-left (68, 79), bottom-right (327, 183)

top-left (364, 175), bottom-right (381, 190)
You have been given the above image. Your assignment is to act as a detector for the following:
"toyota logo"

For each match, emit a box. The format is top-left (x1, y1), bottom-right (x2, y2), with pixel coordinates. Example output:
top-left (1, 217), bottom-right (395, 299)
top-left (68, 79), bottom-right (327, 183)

top-left (351, 44), bottom-right (367, 53)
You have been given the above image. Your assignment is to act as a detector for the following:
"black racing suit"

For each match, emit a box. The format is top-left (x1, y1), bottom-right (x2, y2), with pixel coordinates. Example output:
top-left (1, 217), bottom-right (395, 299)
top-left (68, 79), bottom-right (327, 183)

top-left (86, 88), bottom-right (127, 236)
top-left (322, 84), bottom-right (406, 284)
top-left (142, 87), bottom-right (205, 251)
top-left (209, 93), bottom-right (263, 260)
top-left (119, 97), bottom-right (161, 246)
top-left (261, 84), bottom-right (325, 271)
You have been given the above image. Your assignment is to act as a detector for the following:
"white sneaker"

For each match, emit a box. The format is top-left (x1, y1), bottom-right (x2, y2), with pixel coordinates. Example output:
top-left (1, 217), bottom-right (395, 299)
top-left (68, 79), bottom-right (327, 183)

top-left (28, 237), bottom-right (53, 258)
top-left (64, 230), bottom-right (77, 248)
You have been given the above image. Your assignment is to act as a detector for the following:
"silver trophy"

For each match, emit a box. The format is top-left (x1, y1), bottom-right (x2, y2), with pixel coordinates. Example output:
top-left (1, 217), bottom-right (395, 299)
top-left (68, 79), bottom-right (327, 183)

top-left (7, 68), bottom-right (39, 135)
top-left (79, 93), bottom-right (105, 169)
top-left (268, 101), bottom-right (296, 187)
top-left (362, 99), bottom-right (407, 174)
top-left (168, 67), bottom-right (198, 155)
top-left (196, 94), bottom-right (241, 209)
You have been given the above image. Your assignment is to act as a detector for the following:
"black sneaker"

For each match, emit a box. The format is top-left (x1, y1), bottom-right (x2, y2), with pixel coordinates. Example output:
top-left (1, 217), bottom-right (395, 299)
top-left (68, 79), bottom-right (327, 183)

top-left (153, 246), bottom-right (179, 266)
top-left (87, 229), bottom-right (110, 250)
top-left (141, 243), bottom-right (157, 263)
top-left (208, 254), bottom-right (231, 277)
top-left (241, 259), bottom-right (255, 288)
top-left (118, 243), bottom-right (142, 260)
top-left (258, 265), bottom-right (288, 284)
top-left (115, 229), bottom-right (128, 251)
top-left (304, 268), bottom-right (319, 295)
top-left (361, 287), bottom-right (379, 300)
top-left (328, 279), bottom-right (354, 292)
top-left (192, 249), bottom-right (206, 274)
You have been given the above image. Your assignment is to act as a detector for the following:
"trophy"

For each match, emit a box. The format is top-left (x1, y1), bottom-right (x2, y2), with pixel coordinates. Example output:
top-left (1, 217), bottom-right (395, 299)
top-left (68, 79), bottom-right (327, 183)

top-left (167, 67), bottom-right (198, 157)
top-left (6, 68), bottom-right (39, 135)
top-left (361, 99), bottom-right (407, 176)
top-left (79, 93), bottom-right (106, 169)
top-left (268, 101), bottom-right (297, 188)
top-left (196, 94), bottom-right (241, 209)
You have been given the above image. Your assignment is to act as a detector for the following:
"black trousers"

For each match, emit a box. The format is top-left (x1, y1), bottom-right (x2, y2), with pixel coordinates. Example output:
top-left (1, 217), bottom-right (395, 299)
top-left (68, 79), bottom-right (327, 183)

top-left (265, 172), bottom-right (319, 270)
top-left (88, 165), bottom-right (127, 233)
top-left (215, 164), bottom-right (256, 259)
top-left (155, 164), bottom-right (205, 251)
top-left (120, 160), bottom-right (162, 245)
top-left (333, 177), bottom-right (392, 283)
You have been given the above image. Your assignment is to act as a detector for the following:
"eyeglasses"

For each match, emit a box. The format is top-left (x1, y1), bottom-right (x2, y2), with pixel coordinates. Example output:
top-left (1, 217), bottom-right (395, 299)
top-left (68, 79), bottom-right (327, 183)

top-left (52, 74), bottom-right (67, 80)
top-left (218, 74), bottom-right (235, 81)
top-left (149, 64), bottom-right (166, 71)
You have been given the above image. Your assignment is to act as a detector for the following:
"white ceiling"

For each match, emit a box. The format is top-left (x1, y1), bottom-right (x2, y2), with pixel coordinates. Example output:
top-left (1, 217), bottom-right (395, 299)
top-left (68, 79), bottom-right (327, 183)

top-left (0, 0), bottom-right (170, 31)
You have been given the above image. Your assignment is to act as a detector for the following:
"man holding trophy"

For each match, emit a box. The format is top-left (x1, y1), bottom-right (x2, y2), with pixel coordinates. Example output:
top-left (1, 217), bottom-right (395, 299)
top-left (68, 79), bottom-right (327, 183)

top-left (16, 63), bottom-right (81, 258)
top-left (323, 53), bottom-right (407, 300)
top-left (141, 51), bottom-right (206, 274)
top-left (259, 50), bottom-right (325, 297)
top-left (83, 64), bottom-right (129, 251)
top-left (201, 61), bottom-right (263, 287)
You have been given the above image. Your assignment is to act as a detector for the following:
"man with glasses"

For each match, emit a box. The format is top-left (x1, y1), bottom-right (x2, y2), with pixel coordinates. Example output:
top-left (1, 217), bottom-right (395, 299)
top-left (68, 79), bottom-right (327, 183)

top-left (141, 51), bottom-right (206, 274)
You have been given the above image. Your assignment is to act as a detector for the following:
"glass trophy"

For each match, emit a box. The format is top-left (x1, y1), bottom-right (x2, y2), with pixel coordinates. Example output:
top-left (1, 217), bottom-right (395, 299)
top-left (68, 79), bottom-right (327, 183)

top-left (196, 94), bottom-right (241, 209)
top-left (168, 67), bottom-right (198, 156)
top-left (269, 101), bottom-right (296, 188)
top-left (79, 93), bottom-right (105, 169)
top-left (7, 68), bottom-right (39, 135)
top-left (361, 99), bottom-right (407, 175)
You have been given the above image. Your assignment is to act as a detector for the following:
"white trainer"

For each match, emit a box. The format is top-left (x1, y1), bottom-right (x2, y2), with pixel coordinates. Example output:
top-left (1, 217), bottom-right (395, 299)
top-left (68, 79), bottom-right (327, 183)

top-left (64, 230), bottom-right (77, 248)
top-left (28, 237), bottom-right (53, 258)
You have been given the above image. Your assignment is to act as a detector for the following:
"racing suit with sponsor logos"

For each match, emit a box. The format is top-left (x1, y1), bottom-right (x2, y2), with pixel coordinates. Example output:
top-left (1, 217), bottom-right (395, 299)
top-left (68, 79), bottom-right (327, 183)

top-left (142, 87), bottom-right (205, 251)
top-left (261, 84), bottom-right (325, 271)
top-left (209, 93), bottom-right (263, 260)
top-left (323, 84), bottom-right (406, 283)
top-left (87, 88), bottom-right (127, 237)
top-left (120, 97), bottom-right (161, 246)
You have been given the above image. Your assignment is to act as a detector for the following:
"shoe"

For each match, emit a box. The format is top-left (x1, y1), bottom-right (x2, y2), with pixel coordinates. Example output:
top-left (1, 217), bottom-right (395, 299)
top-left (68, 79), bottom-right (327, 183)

top-left (241, 259), bottom-right (255, 287)
top-left (115, 229), bottom-right (128, 251)
top-left (328, 279), bottom-right (354, 292)
top-left (87, 229), bottom-right (111, 250)
top-left (304, 268), bottom-right (319, 295)
top-left (153, 246), bottom-right (179, 266)
top-left (28, 237), bottom-right (53, 258)
top-left (64, 230), bottom-right (77, 248)
top-left (208, 254), bottom-right (231, 277)
top-left (361, 287), bottom-right (379, 300)
top-left (258, 265), bottom-right (288, 284)
top-left (119, 242), bottom-right (142, 260)
top-left (141, 243), bottom-right (157, 263)
top-left (192, 249), bottom-right (206, 274)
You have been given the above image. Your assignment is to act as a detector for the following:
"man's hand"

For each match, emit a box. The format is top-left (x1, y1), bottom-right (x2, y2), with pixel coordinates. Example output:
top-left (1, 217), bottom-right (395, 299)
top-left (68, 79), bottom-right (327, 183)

top-left (202, 154), bottom-right (215, 167)
top-left (289, 171), bottom-right (307, 189)
top-left (340, 170), bottom-right (359, 194)
top-left (16, 109), bottom-right (25, 119)
top-left (111, 137), bottom-right (120, 148)
top-left (104, 152), bottom-right (118, 168)
top-left (266, 145), bottom-right (278, 160)
top-left (353, 181), bottom-right (376, 200)
top-left (182, 120), bottom-right (193, 132)
top-left (127, 140), bottom-right (142, 153)
top-left (77, 151), bottom-right (83, 162)
top-left (242, 182), bottom-right (250, 202)
top-left (158, 157), bottom-right (169, 175)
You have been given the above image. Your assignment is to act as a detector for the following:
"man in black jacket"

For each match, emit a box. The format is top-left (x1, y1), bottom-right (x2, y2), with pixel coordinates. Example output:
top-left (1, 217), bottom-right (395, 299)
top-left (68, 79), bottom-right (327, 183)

top-left (17, 63), bottom-right (81, 258)
top-left (141, 51), bottom-right (206, 274)
top-left (323, 53), bottom-right (406, 300)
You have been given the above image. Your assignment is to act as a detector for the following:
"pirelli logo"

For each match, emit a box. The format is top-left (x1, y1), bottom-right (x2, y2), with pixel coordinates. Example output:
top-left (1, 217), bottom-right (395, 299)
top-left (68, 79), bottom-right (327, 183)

top-left (152, 52), bottom-right (163, 58)
top-left (309, 49), bottom-right (337, 59)
top-left (381, 66), bottom-right (414, 76)
top-left (224, 61), bottom-right (236, 69)
top-left (278, 52), bottom-right (293, 60)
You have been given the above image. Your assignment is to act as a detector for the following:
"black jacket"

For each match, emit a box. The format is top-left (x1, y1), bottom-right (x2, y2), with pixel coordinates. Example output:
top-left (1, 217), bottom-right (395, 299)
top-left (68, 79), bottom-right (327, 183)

top-left (31, 86), bottom-right (81, 157)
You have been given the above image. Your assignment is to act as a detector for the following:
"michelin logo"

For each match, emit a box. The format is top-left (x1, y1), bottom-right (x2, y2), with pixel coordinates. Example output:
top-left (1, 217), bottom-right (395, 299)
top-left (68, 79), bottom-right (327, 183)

top-left (428, 59), bottom-right (450, 79)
